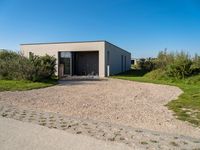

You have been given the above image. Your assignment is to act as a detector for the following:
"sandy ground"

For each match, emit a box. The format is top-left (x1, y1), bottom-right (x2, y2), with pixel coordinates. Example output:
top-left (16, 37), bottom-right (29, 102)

top-left (0, 117), bottom-right (132, 150)
top-left (0, 78), bottom-right (200, 138)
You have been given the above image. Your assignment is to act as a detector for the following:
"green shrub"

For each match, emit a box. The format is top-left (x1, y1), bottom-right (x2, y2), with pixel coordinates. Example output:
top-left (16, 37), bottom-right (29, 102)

top-left (190, 54), bottom-right (200, 75)
top-left (144, 69), bottom-right (167, 80)
top-left (0, 50), bottom-right (56, 81)
top-left (29, 53), bottom-right (56, 81)
top-left (136, 58), bottom-right (155, 71)
top-left (166, 52), bottom-right (192, 79)
top-left (0, 50), bottom-right (33, 80)
top-left (136, 50), bottom-right (199, 80)
top-left (136, 58), bottom-right (145, 70)
top-left (148, 50), bottom-right (199, 79)
top-left (153, 50), bottom-right (175, 69)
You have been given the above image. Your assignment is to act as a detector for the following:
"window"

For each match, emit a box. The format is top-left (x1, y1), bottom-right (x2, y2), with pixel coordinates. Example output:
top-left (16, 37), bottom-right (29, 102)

top-left (60, 51), bottom-right (71, 58)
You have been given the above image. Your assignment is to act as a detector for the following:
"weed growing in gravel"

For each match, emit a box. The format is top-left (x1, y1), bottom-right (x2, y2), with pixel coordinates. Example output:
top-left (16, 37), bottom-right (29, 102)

top-left (82, 123), bottom-right (88, 126)
top-left (135, 129), bottom-right (143, 133)
top-left (108, 137), bottom-right (115, 141)
top-left (39, 116), bottom-right (47, 119)
top-left (183, 141), bottom-right (188, 145)
top-left (60, 124), bottom-right (67, 128)
top-left (28, 118), bottom-right (35, 122)
top-left (170, 141), bottom-right (179, 147)
top-left (2, 113), bottom-right (8, 117)
top-left (174, 136), bottom-right (179, 139)
top-left (39, 122), bottom-right (47, 126)
top-left (61, 121), bottom-right (67, 125)
top-left (150, 140), bottom-right (158, 143)
top-left (50, 120), bottom-right (56, 123)
top-left (76, 131), bottom-right (82, 134)
top-left (140, 141), bottom-right (148, 145)
top-left (29, 115), bottom-right (35, 118)
top-left (119, 137), bottom-right (125, 141)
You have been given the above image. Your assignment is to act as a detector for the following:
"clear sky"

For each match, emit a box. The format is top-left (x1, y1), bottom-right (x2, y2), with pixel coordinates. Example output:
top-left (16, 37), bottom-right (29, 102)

top-left (0, 0), bottom-right (200, 58)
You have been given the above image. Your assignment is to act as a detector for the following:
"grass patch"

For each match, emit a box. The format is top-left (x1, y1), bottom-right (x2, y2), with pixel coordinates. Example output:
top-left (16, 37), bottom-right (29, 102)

top-left (112, 70), bottom-right (200, 127)
top-left (0, 79), bottom-right (57, 91)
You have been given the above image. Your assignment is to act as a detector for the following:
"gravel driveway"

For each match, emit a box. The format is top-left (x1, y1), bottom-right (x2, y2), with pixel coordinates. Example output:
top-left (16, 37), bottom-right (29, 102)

top-left (0, 78), bottom-right (199, 138)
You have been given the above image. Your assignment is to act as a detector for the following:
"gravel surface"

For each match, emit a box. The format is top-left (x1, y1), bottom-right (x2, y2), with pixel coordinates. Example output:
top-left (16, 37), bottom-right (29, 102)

top-left (0, 78), bottom-right (199, 138)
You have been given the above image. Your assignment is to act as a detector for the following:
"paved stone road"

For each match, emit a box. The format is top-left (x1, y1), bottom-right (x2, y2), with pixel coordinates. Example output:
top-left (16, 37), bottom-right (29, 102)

top-left (0, 117), bottom-right (132, 150)
top-left (0, 103), bottom-right (200, 150)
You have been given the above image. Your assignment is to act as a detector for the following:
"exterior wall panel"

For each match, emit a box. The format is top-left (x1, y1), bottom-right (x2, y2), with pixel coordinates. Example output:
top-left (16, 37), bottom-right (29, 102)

top-left (21, 41), bottom-right (105, 77)
top-left (105, 42), bottom-right (131, 76)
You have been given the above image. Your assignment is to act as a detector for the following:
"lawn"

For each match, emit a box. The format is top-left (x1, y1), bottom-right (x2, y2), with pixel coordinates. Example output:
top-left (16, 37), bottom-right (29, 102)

top-left (112, 70), bottom-right (200, 127)
top-left (0, 80), bottom-right (57, 91)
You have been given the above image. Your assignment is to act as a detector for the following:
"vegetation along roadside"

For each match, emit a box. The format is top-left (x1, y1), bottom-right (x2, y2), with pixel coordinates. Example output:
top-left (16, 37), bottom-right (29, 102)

top-left (0, 49), bottom-right (57, 91)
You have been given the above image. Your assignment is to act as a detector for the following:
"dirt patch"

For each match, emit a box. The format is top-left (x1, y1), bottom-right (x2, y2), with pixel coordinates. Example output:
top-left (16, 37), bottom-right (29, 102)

top-left (0, 78), bottom-right (200, 138)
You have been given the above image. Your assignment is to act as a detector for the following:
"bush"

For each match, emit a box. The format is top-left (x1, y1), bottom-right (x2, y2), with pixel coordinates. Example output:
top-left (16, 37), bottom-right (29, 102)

top-left (149, 50), bottom-right (199, 79)
top-left (136, 50), bottom-right (199, 80)
top-left (29, 53), bottom-right (56, 81)
top-left (190, 54), bottom-right (200, 75)
top-left (0, 50), bottom-right (33, 80)
top-left (136, 58), bottom-right (155, 71)
top-left (166, 52), bottom-right (192, 79)
top-left (0, 50), bottom-right (56, 81)
top-left (153, 50), bottom-right (175, 69)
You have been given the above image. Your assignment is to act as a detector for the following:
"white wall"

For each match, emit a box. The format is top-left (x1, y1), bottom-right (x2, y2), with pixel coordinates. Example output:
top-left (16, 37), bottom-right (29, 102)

top-left (105, 42), bottom-right (131, 76)
top-left (21, 41), bottom-right (105, 77)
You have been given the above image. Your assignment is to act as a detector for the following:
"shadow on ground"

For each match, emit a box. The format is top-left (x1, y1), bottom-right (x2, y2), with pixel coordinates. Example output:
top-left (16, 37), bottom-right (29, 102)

top-left (58, 79), bottom-right (108, 86)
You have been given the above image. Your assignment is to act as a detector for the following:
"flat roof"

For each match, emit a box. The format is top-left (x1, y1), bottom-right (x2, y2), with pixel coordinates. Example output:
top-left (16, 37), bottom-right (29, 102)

top-left (20, 40), bottom-right (106, 46)
top-left (20, 40), bottom-right (131, 54)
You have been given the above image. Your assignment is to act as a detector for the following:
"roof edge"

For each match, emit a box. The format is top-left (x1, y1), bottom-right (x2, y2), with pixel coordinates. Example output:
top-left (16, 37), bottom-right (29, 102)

top-left (20, 40), bottom-right (106, 45)
top-left (20, 40), bottom-right (131, 54)
top-left (104, 41), bottom-right (131, 55)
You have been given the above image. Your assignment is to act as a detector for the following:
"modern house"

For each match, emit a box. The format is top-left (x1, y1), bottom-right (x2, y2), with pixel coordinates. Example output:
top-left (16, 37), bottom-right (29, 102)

top-left (21, 40), bottom-right (131, 78)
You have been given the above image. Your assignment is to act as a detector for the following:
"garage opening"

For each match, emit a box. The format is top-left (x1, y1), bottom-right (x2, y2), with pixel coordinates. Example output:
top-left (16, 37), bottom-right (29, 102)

top-left (58, 51), bottom-right (99, 77)
top-left (72, 51), bottom-right (99, 76)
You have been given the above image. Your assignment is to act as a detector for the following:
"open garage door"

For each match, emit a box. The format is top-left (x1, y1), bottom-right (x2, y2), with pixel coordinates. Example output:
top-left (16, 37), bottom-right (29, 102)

top-left (72, 51), bottom-right (99, 76)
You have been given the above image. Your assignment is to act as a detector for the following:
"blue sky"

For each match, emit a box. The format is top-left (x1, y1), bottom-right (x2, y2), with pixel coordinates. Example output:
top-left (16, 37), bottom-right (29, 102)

top-left (0, 0), bottom-right (200, 58)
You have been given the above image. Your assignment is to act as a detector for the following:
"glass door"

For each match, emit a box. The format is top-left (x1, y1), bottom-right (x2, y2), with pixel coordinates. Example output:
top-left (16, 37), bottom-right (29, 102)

top-left (59, 52), bottom-right (71, 76)
top-left (63, 57), bottom-right (70, 75)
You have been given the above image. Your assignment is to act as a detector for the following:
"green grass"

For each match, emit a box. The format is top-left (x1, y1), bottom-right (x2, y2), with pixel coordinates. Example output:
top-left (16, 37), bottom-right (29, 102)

top-left (112, 70), bottom-right (200, 127)
top-left (0, 79), bottom-right (57, 91)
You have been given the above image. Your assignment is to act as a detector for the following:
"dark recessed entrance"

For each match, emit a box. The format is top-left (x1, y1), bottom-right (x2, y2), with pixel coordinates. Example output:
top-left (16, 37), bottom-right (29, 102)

top-left (72, 51), bottom-right (99, 76)
top-left (58, 51), bottom-right (99, 78)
